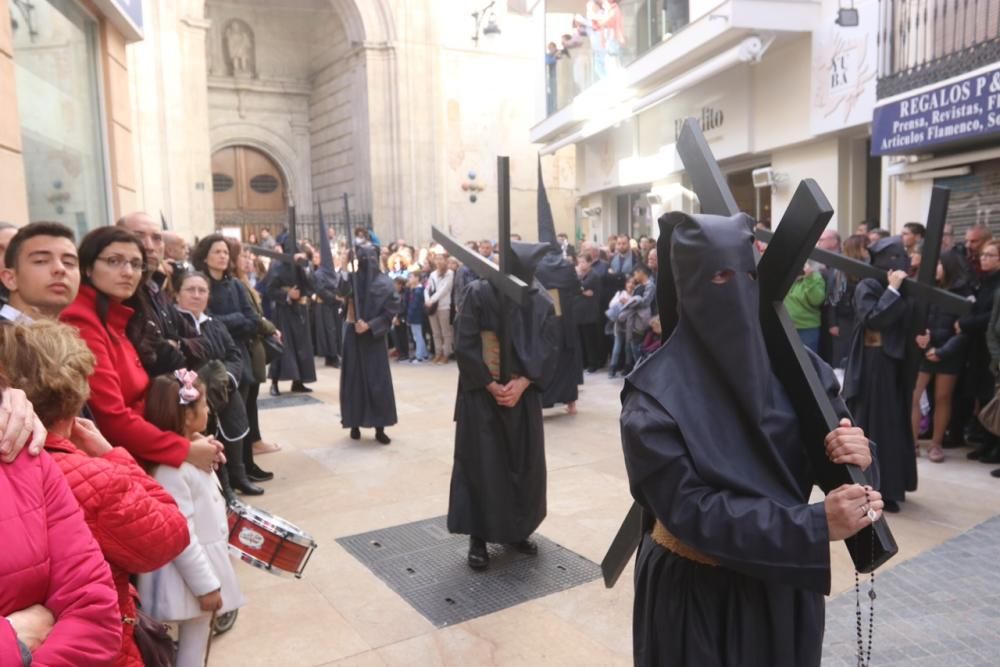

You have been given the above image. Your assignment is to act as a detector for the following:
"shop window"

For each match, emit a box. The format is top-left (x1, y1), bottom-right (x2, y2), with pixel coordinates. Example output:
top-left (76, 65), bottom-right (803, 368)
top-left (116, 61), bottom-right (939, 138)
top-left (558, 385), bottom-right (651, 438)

top-left (10, 0), bottom-right (109, 235)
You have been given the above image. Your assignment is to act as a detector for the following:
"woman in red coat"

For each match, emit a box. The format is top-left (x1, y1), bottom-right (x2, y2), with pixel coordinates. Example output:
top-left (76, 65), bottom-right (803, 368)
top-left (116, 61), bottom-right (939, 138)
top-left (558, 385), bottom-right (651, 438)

top-left (0, 322), bottom-right (190, 667)
top-left (59, 226), bottom-right (220, 471)
top-left (0, 383), bottom-right (121, 667)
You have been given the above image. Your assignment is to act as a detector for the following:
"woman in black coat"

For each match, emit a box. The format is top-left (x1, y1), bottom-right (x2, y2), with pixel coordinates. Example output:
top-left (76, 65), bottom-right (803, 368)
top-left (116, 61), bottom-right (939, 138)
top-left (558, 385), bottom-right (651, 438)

top-left (191, 236), bottom-right (266, 497)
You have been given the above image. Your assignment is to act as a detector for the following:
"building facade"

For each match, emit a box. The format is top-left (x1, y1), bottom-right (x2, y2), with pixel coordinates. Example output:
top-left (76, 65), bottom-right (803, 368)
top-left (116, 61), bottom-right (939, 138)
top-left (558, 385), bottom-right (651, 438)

top-left (4, 0), bottom-right (576, 246)
top-left (871, 0), bottom-right (1000, 235)
top-left (1, 0), bottom-right (143, 235)
top-left (532, 0), bottom-right (882, 242)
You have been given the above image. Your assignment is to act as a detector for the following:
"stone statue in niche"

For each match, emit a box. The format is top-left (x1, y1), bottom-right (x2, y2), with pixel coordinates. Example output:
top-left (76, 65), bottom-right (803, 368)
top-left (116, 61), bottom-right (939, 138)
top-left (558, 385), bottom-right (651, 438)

top-left (224, 19), bottom-right (255, 77)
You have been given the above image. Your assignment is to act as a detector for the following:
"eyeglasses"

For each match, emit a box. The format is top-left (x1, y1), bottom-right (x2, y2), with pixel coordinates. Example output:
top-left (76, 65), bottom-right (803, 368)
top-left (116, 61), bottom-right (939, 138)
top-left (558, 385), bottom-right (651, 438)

top-left (95, 255), bottom-right (144, 273)
top-left (981, 252), bottom-right (1000, 259)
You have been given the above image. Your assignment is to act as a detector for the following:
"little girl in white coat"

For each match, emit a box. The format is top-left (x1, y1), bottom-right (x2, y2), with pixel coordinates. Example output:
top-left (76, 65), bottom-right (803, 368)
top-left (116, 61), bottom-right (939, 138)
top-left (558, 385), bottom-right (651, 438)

top-left (139, 370), bottom-right (245, 667)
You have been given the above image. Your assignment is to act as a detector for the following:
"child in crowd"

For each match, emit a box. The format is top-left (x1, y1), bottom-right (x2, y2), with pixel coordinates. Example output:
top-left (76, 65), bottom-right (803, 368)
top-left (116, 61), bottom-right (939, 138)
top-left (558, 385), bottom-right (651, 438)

top-left (606, 277), bottom-right (636, 378)
top-left (639, 315), bottom-right (663, 360)
top-left (391, 276), bottom-right (410, 361)
top-left (406, 272), bottom-right (430, 362)
top-left (140, 372), bottom-right (245, 667)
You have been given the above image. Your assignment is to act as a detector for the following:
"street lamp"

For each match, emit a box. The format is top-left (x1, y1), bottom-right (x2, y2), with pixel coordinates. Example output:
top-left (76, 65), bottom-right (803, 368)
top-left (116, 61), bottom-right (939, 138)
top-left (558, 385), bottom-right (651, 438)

top-left (471, 1), bottom-right (501, 47)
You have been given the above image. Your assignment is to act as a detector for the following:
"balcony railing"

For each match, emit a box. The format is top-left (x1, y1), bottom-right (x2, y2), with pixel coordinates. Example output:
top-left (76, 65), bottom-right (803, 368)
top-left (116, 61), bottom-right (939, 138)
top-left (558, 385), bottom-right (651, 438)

top-left (544, 0), bottom-right (690, 116)
top-left (878, 0), bottom-right (1000, 98)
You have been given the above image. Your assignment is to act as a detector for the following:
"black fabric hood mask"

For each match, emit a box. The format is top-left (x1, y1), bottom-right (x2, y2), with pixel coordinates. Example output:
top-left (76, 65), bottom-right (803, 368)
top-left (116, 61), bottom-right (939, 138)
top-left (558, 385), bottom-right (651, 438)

top-left (353, 242), bottom-right (393, 320)
top-left (868, 236), bottom-right (909, 271)
top-left (509, 241), bottom-right (551, 284)
top-left (657, 211), bottom-right (770, 422)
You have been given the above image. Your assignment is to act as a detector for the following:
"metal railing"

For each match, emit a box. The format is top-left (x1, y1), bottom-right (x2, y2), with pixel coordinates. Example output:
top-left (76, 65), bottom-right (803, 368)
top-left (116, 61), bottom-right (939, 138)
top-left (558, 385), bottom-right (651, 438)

top-left (213, 210), bottom-right (371, 246)
top-left (878, 0), bottom-right (1000, 98)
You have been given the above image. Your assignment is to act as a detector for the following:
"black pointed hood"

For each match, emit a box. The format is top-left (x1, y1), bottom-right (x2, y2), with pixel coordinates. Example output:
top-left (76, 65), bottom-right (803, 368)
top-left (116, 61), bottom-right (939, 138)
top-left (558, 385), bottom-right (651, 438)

top-left (537, 156), bottom-right (558, 247)
top-left (656, 211), bottom-right (769, 422)
top-left (869, 236), bottom-right (909, 271)
top-left (509, 241), bottom-right (551, 285)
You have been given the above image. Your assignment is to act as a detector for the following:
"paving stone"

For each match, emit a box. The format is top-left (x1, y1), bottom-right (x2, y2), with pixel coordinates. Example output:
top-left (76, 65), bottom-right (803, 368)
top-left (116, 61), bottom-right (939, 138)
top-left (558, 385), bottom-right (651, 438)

top-left (824, 515), bottom-right (1000, 662)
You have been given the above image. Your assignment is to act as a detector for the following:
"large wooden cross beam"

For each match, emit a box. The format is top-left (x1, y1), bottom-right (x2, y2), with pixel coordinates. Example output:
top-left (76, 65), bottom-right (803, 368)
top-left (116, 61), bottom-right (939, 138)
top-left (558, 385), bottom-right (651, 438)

top-left (600, 119), bottom-right (898, 587)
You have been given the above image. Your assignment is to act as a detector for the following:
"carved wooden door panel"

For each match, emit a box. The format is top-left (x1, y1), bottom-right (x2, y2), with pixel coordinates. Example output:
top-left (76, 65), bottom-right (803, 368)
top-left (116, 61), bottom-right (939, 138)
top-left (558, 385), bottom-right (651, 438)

top-left (212, 146), bottom-right (286, 225)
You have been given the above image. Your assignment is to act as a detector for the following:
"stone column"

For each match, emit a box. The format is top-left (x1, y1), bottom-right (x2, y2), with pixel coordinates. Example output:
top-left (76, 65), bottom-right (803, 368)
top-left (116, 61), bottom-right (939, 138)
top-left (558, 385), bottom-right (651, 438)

top-left (0, 0), bottom-right (29, 225)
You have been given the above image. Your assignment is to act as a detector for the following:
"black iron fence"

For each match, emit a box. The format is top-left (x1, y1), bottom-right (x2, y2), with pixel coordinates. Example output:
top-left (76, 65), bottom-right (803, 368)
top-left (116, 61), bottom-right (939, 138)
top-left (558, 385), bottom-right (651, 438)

top-left (213, 210), bottom-right (371, 246)
top-left (878, 0), bottom-right (1000, 98)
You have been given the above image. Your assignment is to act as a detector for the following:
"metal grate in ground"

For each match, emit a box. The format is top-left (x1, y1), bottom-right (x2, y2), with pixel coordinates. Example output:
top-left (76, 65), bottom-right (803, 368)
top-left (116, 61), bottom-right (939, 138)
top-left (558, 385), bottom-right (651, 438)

top-left (823, 515), bottom-right (1000, 666)
top-left (257, 394), bottom-right (324, 411)
top-left (336, 515), bottom-right (601, 627)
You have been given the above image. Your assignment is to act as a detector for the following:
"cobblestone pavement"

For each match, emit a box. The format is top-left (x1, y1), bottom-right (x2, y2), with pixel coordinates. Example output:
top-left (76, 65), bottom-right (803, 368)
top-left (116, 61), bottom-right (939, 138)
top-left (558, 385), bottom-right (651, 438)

top-left (823, 515), bottom-right (1000, 666)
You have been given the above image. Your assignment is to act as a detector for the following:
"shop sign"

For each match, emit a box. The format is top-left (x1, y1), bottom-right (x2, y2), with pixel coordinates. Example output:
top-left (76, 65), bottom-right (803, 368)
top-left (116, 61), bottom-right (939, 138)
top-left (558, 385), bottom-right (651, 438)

top-left (810, 0), bottom-right (878, 135)
top-left (872, 62), bottom-right (1000, 156)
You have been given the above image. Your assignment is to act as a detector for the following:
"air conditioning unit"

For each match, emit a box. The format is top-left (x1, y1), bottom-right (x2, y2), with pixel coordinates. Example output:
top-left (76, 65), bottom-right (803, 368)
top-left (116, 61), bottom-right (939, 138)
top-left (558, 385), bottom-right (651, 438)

top-left (752, 167), bottom-right (785, 189)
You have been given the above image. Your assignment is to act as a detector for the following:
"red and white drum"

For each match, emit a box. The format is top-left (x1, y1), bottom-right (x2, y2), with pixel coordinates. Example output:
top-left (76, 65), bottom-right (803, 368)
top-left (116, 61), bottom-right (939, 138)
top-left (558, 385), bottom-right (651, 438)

top-left (226, 501), bottom-right (317, 578)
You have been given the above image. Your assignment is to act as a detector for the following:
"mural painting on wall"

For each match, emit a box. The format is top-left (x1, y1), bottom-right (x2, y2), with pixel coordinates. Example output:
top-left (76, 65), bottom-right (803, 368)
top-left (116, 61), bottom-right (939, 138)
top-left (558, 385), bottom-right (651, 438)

top-left (224, 19), bottom-right (256, 78)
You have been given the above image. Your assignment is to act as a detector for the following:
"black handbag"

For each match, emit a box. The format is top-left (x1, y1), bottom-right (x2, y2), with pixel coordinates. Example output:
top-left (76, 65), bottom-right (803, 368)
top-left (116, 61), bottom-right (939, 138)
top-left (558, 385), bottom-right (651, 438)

top-left (261, 334), bottom-right (285, 364)
top-left (133, 609), bottom-right (177, 667)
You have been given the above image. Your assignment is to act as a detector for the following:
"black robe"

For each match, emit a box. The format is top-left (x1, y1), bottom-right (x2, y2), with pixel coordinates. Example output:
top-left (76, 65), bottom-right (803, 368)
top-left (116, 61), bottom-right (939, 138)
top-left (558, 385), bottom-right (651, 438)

top-left (266, 262), bottom-right (317, 383)
top-left (623, 333), bottom-right (851, 667)
top-left (313, 268), bottom-right (344, 361)
top-left (844, 279), bottom-right (917, 503)
top-left (339, 255), bottom-right (402, 429)
top-left (535, 252), bottom-right (582, 407)
top-left (447, 279), bottom-right (559, 543)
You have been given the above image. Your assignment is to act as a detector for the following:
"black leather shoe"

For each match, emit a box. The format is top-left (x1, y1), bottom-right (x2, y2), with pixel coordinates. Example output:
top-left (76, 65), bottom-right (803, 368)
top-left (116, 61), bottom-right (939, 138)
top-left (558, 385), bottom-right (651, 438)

top-left (269, 383), bottom-right (280, 397)
top-left (981, 447), bottom-right (1000, 464)
top-left (991, 468), bottom-right (1000, 478)
top-left (232, 476), bottom-right (264, 496)
top-left (375, 428), bottom-right (391, 445)
top-left (350, 427), bottom-right (361, 440)
top-left (468, 537), bottom-right (489, 570)
top-left (290, 382), bottom-right (313, 393)
top-left (512, 538), bottom-right (538, 555)
top-left (246, 463), bottom-right (274, 482)
top-left (884, 500), bottom-right (900, 513)
top-left (968, 446), bottom-right (991, 460)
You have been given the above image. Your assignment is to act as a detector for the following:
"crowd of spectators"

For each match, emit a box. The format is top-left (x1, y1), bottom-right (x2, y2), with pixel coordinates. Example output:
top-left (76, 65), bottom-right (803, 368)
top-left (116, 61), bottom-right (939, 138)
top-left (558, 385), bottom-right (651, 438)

top-left (4, 208), bottom-right (1000, 663)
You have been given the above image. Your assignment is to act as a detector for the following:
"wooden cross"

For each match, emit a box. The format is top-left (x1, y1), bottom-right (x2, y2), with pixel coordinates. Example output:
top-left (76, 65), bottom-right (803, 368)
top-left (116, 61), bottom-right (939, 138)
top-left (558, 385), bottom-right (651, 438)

top-left (432, 156), bottom-right (530, 383)
top-left (601, 119), bottom-right (899, 587)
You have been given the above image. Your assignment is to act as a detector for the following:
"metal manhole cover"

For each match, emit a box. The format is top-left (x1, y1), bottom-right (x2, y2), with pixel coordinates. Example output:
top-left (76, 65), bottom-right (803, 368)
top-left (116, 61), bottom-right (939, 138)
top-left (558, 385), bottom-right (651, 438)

top-left (257, 394), bottom-right (323, 411)
top-left (337, 516), bottom-right (601, 627)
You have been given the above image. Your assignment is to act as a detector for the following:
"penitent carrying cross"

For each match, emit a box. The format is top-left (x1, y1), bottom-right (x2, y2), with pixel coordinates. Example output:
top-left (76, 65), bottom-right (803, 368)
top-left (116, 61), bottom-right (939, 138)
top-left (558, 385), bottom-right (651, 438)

top-left (603, 119), bottom-right (905, 665)
top-left (432, 156), bottom-right (530, 384)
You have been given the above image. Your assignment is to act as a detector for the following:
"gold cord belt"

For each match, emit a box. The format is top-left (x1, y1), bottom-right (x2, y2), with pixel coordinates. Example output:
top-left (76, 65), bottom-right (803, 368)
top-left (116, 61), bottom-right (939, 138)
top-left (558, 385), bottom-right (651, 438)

top-left (651, 520), bottom-right (719, 567)
top-left (863, 329), bottom-right (882, 347)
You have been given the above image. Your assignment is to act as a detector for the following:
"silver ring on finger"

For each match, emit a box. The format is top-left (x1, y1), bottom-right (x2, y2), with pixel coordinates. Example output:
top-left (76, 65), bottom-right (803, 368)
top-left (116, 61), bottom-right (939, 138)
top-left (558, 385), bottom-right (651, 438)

top-left (867, 508), bottom-right (878, 523)
top-left (860, 504), bottom-right (870, 516)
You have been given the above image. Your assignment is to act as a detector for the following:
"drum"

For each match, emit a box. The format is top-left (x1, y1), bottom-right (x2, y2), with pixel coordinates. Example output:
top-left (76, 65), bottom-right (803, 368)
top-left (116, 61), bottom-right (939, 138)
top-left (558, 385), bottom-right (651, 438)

top-left (226, 501), bottom-right (317, 578)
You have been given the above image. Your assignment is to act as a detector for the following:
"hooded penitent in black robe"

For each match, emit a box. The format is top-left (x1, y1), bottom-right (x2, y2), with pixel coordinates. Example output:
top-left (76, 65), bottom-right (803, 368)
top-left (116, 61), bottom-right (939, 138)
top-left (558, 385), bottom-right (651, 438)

top-left (623, 212), bottom-right (869, 667)
top-left (313, 267), bottom-right (344, 362)
top-left (843, 238), bottom-right (916, 504)
top-left (447, 242), bottom-right (560, 544)
top-left (535, 250), bottom-right (582, 407)
top-left (266, 260), bottom-right (317, 383)
top-left (339, 244), bottom-right (402, 429)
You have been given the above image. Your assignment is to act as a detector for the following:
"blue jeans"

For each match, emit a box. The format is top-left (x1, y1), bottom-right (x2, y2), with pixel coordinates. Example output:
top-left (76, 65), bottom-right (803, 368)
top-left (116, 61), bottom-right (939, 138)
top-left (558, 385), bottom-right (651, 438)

top-left (610, 331), bottom-right (632, 372)
top-left (409, 323), bottom-right (429, 360)
top-left (797, 327), bottom-right (820, 354)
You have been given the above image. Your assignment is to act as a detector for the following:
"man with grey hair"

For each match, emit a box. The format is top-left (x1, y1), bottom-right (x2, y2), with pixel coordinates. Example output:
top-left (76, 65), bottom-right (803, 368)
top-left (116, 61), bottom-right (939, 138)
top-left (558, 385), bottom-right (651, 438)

top-left (965, 222), bottom-right (994, 279)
